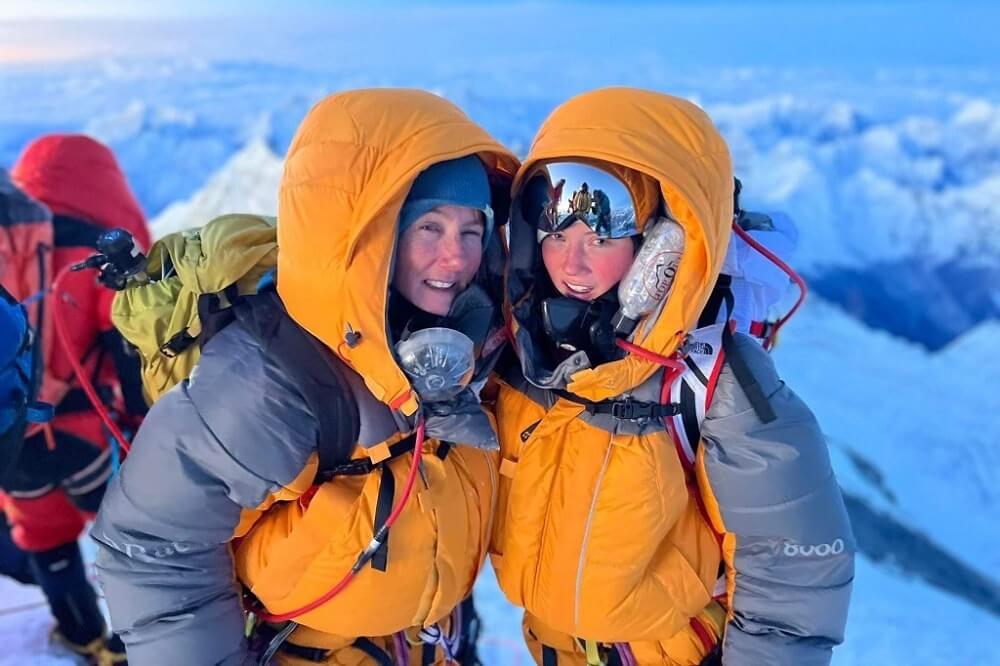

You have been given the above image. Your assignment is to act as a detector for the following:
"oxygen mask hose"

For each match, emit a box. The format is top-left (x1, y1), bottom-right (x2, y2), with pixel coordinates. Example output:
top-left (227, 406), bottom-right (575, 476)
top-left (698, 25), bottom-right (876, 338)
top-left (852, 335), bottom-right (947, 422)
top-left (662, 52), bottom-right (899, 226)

top-left (730, 221), bottom-right (807, 351)
top-left (50, 227), bottom-right (153, 455)
top-left (613, 338), bottom-right (686, 374)
top-left (51, 264), bottom-right (131, 455)
top-left (255, 417), bottom-right (427, 624)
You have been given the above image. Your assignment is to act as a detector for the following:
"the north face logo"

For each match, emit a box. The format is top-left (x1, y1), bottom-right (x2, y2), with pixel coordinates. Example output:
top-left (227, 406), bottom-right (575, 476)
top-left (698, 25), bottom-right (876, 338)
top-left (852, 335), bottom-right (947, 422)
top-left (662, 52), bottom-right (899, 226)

top-left (689, 341), bottom-right (713, 355)
top-left (783, 539), bottom-right (846, 557)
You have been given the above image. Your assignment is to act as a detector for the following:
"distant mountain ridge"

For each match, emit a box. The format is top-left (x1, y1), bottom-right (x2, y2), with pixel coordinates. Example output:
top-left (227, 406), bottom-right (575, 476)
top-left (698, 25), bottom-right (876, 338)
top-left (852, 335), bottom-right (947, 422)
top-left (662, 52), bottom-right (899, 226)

top-left (121, 86), bottom-right (1000, 348)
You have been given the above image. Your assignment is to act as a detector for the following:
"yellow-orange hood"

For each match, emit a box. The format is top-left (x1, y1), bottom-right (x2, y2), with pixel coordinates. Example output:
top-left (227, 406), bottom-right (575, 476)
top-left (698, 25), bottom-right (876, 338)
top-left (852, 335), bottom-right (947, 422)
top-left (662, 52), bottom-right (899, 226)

top-left (277, 89), bottom-right (519, 414)
top-left (510, 87), bottom-right (733, 401)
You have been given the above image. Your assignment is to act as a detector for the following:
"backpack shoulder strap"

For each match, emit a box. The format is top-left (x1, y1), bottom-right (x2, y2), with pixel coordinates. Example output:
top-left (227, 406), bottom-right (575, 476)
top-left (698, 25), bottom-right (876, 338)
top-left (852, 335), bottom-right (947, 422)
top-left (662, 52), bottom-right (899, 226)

top-left (52, 214), bottom-right (102, 248)
top-left (699, 274), bottom-right (778, 424)
top-left (720, 325), bottom-right (777, 424)
top-left (698, 274), bottom-right (733, 329)
top-left (234, 291), bottom-right (361, 481)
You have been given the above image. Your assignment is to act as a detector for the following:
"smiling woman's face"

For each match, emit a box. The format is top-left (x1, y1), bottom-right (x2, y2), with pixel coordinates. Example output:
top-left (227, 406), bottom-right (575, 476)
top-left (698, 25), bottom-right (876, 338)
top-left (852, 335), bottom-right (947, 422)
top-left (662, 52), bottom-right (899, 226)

top-left (392, 204), bottom-right (485, 315)
top-left (540, 220), bottom-right (635, 301)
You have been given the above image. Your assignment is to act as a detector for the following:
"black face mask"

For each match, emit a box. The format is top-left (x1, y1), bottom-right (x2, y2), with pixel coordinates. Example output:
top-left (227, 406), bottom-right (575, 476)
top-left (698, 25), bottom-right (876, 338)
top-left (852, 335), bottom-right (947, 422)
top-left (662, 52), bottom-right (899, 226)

top-left (388, 289), bottom-right (444, 342)
top-left (442, 283), bottom-right (497, 358)
top-left (540, 293), bottom-right (620, 362)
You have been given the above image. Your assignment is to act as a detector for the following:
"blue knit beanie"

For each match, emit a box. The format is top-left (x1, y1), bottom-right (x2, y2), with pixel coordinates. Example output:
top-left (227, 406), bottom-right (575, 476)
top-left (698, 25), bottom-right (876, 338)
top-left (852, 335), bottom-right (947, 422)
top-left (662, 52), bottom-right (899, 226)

top-left (399, 155), bottom-right (493, 241)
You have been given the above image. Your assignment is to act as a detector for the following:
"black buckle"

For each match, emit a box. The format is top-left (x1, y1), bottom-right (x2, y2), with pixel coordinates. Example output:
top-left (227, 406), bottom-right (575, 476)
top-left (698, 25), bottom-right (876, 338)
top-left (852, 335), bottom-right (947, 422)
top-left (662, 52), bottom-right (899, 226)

top-left (607, 398), bottom-right (680, 421)
top-left (610, 398), bottom-right (654, 421)
top-left (318, 458), bottom-right (375, 479)
top-left (159, 329), bottom-right (196, 358)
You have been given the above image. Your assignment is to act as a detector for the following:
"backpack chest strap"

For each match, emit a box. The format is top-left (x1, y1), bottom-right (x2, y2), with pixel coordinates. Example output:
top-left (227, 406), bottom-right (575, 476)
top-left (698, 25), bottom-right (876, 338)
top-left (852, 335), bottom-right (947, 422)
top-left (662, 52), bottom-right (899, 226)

top-left (552, 389), bottom-right (681, 421)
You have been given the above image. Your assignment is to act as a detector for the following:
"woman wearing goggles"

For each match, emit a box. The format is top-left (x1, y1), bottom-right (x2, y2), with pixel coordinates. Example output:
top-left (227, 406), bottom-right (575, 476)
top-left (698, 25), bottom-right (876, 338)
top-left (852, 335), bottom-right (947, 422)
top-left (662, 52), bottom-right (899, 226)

top-left (489, 88), bottom-right (854, 666)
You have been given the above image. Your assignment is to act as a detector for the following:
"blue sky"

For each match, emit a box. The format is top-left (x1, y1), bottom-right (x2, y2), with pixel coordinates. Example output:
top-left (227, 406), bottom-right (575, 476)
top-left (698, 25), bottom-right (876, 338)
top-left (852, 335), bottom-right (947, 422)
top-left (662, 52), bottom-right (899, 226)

top-left (1, 0), bottom-right (995, 19)
top-left (0, 1), bottom-right (995, 68)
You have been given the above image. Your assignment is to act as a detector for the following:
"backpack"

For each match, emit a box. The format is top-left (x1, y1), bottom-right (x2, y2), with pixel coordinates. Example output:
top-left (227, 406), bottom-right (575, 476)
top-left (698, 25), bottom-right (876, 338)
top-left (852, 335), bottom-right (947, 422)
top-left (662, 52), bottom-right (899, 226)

top-left (0, 284), bottom-right (52, 482)
top-left (0, 171), bottom-right (55, 405)
top-left (109, 213), bottom-right (361, 480)
top-left (699, 209), bottom-right (801, 349)
top-left (2, 170), bottom-right (149, 431)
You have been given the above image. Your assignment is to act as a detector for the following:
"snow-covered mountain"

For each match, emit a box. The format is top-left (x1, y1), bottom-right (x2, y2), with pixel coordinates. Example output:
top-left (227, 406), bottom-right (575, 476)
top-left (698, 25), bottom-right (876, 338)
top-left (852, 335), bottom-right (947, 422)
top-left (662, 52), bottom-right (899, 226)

top-left (149, 138), bottom-right (282, 239)
top-left (714, 96), bottom-right (1000, 348)
top-left (774, 298), bottom-right (1000, 618)
top-left (9, 63), bottom-right (993, 349)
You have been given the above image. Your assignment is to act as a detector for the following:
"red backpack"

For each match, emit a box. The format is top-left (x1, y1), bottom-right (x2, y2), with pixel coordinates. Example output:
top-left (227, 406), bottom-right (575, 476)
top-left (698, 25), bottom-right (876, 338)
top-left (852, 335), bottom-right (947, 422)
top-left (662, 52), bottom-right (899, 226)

top-left (4, 136), bottom-right (151, 447)
top-left (0, 170), bottom-right (59, 411)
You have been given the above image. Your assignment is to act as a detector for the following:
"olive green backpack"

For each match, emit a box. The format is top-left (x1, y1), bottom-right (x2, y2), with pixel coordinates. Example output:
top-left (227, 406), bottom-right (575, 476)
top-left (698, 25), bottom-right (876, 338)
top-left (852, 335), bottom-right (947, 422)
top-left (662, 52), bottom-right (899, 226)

top-left (110, 213), bottom-right (362, 482)
top-left (111, 213), bottom-right (279, 403)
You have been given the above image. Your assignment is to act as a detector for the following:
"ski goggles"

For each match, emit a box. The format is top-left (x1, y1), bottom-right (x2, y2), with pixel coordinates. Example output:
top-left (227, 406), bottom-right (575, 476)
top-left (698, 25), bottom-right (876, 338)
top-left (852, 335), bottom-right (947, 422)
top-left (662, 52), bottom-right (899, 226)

top-left (526, 162), bottom-right (640, 241)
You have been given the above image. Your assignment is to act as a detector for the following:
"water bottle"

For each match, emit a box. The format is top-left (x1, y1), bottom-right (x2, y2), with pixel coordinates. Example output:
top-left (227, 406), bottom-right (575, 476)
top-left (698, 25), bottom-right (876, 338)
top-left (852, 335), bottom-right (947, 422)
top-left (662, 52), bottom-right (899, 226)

top-left (611, 217), bottom-right (685, 336)
top-left (395, 327), bottom-right (475, 402)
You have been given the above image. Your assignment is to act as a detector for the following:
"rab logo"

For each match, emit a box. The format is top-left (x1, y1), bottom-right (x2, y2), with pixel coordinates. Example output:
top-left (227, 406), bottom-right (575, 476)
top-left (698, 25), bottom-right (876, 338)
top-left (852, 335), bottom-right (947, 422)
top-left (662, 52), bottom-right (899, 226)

top-left (783, 539), bottom-right (845, 557)
top-left (520, 420), bottom-right (540, 443)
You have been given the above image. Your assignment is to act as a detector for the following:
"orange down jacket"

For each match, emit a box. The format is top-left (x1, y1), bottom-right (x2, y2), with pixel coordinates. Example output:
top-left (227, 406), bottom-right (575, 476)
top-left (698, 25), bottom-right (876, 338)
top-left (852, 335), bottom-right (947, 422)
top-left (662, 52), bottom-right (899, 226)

top-left (92, 89), bottom-right (519, 666)
top-left (491, 88), bottom-right (734, 664)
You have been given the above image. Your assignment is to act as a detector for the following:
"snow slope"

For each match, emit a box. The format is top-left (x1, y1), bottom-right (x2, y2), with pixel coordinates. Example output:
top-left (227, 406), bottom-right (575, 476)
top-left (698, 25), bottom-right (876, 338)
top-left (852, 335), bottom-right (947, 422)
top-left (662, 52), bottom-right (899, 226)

top-left (150, 138), bottom-right (282, 239)
top-left (775, 298), bottom-right (1000, 574)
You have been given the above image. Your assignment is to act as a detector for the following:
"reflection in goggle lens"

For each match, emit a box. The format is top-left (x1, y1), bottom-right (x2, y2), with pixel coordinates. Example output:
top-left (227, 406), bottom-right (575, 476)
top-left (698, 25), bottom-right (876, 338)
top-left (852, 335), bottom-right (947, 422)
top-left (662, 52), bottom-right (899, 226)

top-left (531, 162), bottom-right (639, 240)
